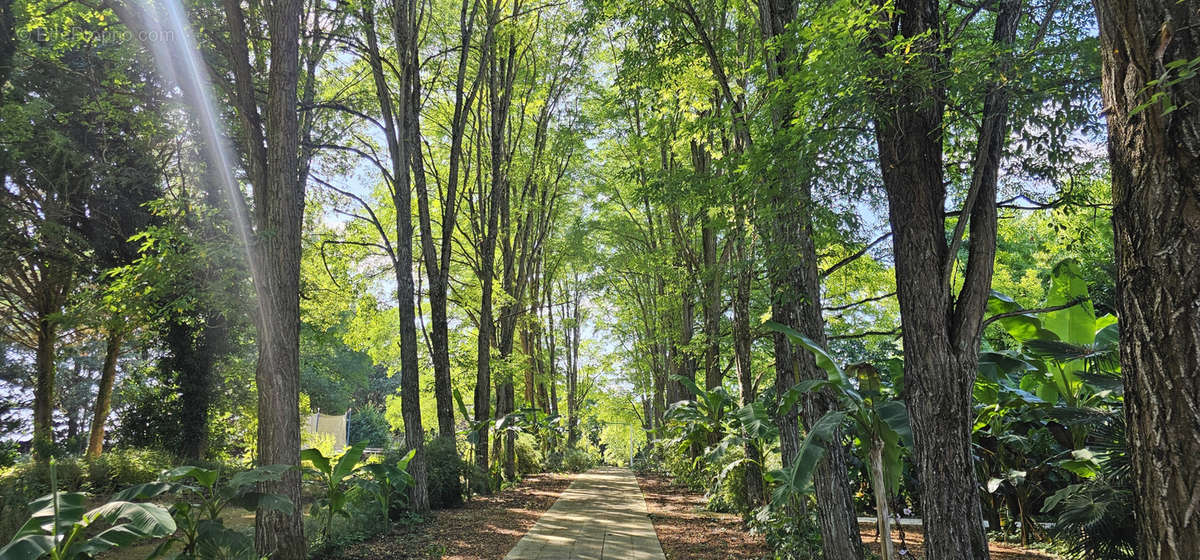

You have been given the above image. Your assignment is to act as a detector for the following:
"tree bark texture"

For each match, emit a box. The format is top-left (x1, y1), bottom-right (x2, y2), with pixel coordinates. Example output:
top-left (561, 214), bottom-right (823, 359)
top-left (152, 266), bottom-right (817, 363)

top-left (868, 1), bottom-right (1019, 557)
top-left (756, 0), bottom-right (864, 555)
top-left (85, 331), bottom-right (122, 459)
top-left (250, 0), bottom-right (305, 556)
top-left (1093, 2), bottom-right (1200, 558)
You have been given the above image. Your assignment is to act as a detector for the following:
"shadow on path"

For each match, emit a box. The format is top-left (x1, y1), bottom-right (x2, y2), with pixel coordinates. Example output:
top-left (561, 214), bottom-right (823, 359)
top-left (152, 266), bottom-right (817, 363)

top-left (505, 467), bottom-right (667, 560)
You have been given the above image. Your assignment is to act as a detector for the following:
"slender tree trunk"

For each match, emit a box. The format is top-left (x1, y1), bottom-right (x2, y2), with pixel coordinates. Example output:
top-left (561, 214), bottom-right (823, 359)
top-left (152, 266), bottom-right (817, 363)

top-left (86, 330), bottom-right (123, 459)
top-left (503, 382), bottom-right (516, 479)
top-left (667, 290), bottom-right (695, 405)
top-left (393, 0), bottom-right (430, 514)
top-left (1093, 2), bottom-right (1200, 558)
top-left (731, 214), bottom-right (763, 508)
top-left (565, 285), bottom-right (581, 448)
top-left (32, 314), bottom-right (57, 459)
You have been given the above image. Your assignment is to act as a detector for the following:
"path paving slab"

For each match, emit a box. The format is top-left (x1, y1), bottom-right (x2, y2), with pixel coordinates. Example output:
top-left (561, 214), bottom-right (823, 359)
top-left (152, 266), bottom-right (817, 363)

top-left (504, 467), bottom-right (667, 560)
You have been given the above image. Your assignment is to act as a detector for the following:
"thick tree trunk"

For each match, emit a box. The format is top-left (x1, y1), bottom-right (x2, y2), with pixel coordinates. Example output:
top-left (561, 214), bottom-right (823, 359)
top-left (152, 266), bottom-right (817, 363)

top-left (1093, 2), bottom-right (1200, 558)
top-left (250, 0), bottom-right (305, 557)
top-left (867, 1), bottom-right (1018, 557)
top-left (170, 318), bottom-right (218, 461)
top-left (86, 331), bottom-right (123, 459)
top-left (32, 315), bottom-right (57, 459)
top-left (755, 0), bottom-right (863, 554)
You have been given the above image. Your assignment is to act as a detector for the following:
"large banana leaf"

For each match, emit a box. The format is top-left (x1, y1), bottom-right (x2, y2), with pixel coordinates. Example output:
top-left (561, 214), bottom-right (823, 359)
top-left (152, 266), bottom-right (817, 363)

top-left (768, 410), bottom-right (846, 506)
top-left (1043, 259), bottom-right (1097, 346)
top-left (764, 322), bottom-right (860, 405)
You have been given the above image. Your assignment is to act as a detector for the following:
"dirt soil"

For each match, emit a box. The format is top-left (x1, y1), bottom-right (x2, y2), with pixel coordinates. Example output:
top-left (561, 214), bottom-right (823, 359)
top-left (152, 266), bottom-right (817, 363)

top-left (638, 473), bottom-right (1058, 560)
top-left (636, 473), bottom-right (771, 560)
top-left (325, 472), bottom-right (574, 560)
top-left (860, 523), bottom-right (1058, 560)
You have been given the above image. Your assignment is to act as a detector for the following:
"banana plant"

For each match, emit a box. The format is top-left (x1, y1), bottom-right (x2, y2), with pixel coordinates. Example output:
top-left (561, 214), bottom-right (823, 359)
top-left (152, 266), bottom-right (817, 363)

top-left (0, 459), bottom-right (176, 560)
top-left (360, 449), bottom-right (415, 522)
top-left (766, 322), bottom-right (912, 560)
top-left (987, 259), bottom-right (1120, 412)
top-left (114, 464), bottom-right (294, 559)
top-left (302, 440), bottom-right (368, 541)
top-left (663, 375), bottom-right (735, 461)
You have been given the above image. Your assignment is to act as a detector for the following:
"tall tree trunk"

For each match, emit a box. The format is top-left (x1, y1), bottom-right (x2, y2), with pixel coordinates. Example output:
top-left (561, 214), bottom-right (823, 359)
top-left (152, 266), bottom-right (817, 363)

top-left (249, 0), bottom-right (305, 556)
top-left (474, 0), bottom-right (510, 482)
top-left (0, 0), bottom-right (13, 90)
top-left (32, 313), bottom-right (57, 459)
top-left (756, 0), bottom-right (863, 555)
top-left (867, 1), bottom-right (1018, 557)
top-left (731, 212), bottom-right (764, 508)
top-left (1093, 2), bottom-right (1200, 557)
top-left (172, 318), bottom-right (218, 461)
top-left (392, 0), bottom-right (430, 514)
top-left (565, 285), bottom-right (581, 448)
top-left (502, 382), bottom-right (516, 479)
top-left (667, 290), bottom-right (695, 405)
top-left (417, 0), bottom-right (481, 442)
top-left (86, 330), bottom-right (123, 459)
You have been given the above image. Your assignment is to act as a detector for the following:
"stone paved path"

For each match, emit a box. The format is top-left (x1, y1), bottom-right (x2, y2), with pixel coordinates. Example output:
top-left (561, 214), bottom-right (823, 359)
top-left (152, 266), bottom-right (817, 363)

top-left (504, 467), bottom-right (667, 560)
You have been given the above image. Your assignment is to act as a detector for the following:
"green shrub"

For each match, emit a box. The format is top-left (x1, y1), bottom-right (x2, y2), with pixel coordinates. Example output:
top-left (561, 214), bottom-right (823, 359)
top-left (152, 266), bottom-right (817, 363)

top-left (562, 448), bottom-right (594, 473)
top-left (348, 404), bottom-right (391, 448)
top-left (464, 461), bottom-right (492, 497)
top-left (748, 501), bottom-right (823, 560)
top-left (84, 448), bottom-right (174, 494)
top-left (706, 448), bottom-right (754, 514)
top-left (424, 437), bottom-right (463, 509)
top-left (514, 433), bottom-right (542, 476)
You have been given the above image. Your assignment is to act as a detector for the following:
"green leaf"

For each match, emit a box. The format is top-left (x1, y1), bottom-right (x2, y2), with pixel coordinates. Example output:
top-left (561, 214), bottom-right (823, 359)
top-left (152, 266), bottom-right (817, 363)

top-left (228, 465), bottom-right (292, 490)
top-left (1043, 259), bottom-right (1096, 346)
top-left (395, 448), bottom-right (416, 471)
top-left (86, 501), bottom-right (176, 537)
top-left (300, 448), bottom-right (333, 477)
top-left (112, 482), bottom-right (181, 502)
top-left (161, 466), bottom-right (219, 488)
top-left (763, 322), bottom-right (852, 391)
top-left (875, 400), bottom-right (912, 449)
top-left (332, 441), bottom-right (368, 482)
top-left (0, 535), bottom-right (54, 560)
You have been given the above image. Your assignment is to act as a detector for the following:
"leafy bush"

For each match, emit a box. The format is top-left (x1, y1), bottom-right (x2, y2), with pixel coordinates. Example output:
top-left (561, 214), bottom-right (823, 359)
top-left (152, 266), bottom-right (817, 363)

top-left (748, 502), bottom-right (822, 560)
top-left (114, 464), bottom-right (294, 559)
top-left (562, 448), bottom-right (594, 473)
top-left (705, 447), bottom-right (755, 514)
top-left (514, 433), bottom-right (543, 476)
top-left (0, 458), bottom-right (84, 543)
top-left (303, 440), bottom-right (368, 542)
top-left (360, 449), bottom-right (415, 521)
top-left (423, 437), bottom-right (464, 509)
top-left (85, 448), bottom-right (174, 494)
top-left (0, 443), bottom-right (18, 469)
top-left (348, 404), bottom-right (391, 448)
